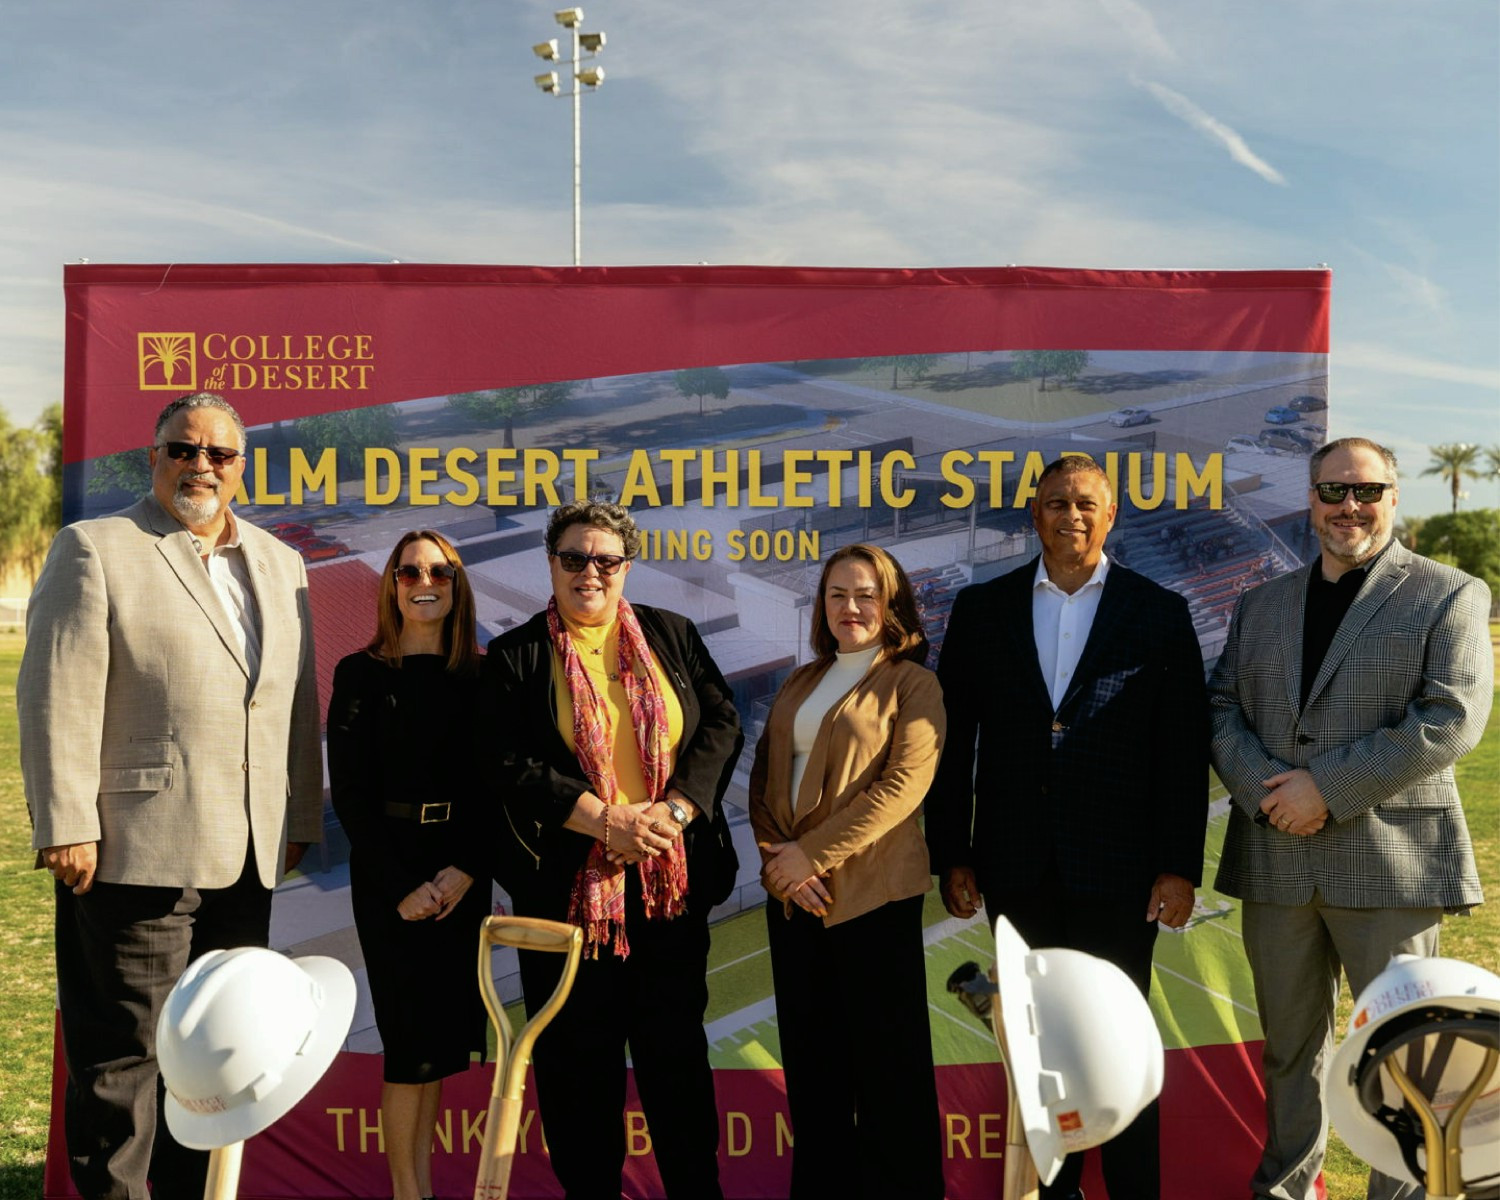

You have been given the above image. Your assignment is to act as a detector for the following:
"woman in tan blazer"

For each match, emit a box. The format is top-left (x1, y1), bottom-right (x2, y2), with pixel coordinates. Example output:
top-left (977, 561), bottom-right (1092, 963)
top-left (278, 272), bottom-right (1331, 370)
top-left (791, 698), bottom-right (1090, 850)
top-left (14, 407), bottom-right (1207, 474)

top-left (749, 543), bottom-right (947, 1200)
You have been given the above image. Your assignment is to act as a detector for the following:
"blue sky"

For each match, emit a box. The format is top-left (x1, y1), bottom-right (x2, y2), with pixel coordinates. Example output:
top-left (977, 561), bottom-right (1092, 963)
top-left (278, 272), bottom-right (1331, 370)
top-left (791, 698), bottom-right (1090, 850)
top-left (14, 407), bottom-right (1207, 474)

top-left (3, 0), bottom-right (1496, 516)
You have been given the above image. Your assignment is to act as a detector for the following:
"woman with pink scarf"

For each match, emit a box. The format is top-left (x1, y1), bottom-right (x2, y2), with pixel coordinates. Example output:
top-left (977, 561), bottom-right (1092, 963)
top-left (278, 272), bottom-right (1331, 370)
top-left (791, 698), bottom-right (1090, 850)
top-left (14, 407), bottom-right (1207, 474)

top-left (485, 501), bottom-right (743, 1200)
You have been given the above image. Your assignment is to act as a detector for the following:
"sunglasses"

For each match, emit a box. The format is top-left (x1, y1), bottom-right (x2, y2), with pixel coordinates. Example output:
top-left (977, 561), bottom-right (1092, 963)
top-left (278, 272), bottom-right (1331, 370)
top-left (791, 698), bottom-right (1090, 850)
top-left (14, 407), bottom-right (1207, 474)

top-left (157, 441), bottom-right (243, 466)
top-left (1313, 482), bottom-right (1394, 505)
top-left (394, 564), bottom-right (457, 586)
top-left (551, 551), bottom-right (628, 576)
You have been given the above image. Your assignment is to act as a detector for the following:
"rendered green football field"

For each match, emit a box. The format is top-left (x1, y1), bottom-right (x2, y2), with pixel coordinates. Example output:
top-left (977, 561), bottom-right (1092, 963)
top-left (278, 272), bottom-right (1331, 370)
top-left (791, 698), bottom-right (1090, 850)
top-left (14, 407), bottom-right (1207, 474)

top-left (506, 774), bottom-right (1260, 1068)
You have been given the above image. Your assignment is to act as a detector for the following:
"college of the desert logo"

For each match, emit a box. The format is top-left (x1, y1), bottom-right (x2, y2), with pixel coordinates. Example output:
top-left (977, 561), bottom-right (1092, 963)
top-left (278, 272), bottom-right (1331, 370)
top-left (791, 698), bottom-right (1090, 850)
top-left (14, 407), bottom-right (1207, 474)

top-left (138, 333), bottom-right (198, 390)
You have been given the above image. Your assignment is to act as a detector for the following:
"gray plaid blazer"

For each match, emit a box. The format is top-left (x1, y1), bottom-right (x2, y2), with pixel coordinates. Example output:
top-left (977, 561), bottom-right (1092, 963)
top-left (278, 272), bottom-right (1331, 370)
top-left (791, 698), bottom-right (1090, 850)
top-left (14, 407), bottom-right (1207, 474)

top-left (18, 495), bottom-right (323, 889)
top-left (1209, 541), bottom-right (1491, 909)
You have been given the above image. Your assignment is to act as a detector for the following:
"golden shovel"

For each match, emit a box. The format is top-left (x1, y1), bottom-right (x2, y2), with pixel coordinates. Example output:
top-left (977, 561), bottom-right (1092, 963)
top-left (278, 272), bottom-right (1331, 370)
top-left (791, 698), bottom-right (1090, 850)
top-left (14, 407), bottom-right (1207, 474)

top-left (472, 916), bottom-right (583, 1200)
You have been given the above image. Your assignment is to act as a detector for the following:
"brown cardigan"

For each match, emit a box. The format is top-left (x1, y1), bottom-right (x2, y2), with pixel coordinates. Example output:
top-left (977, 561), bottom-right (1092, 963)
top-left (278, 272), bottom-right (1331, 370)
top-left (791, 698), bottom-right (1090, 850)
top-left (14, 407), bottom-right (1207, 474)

top-left (748, 653), bottom-right (946, 927)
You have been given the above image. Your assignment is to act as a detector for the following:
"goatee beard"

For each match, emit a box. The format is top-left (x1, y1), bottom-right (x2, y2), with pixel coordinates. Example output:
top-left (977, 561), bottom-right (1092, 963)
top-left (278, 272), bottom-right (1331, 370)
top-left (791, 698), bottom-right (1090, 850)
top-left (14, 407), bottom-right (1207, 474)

top-left (172, 483), bottom-right (221, 527)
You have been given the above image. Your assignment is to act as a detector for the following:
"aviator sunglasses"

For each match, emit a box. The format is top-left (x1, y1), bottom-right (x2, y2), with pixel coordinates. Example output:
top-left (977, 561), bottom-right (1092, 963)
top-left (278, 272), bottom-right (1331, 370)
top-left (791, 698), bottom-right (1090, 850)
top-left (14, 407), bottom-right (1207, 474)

top-left (1313, 482), bottom-right (1394, 505)
top-left (551, 550), bottom-right (628, 576)
top-left (393, 563), bottom-right (458, 586)
top-left (157, 441), bottom-right (243, 466)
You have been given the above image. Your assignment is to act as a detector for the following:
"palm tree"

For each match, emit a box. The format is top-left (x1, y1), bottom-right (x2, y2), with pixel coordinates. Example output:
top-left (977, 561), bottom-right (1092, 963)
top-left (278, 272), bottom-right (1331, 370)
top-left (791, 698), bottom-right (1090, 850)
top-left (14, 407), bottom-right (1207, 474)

top-left (1422, 443), bottom-right (1482, 514)
top-left (1484, 444), bottom-right (1500, 481)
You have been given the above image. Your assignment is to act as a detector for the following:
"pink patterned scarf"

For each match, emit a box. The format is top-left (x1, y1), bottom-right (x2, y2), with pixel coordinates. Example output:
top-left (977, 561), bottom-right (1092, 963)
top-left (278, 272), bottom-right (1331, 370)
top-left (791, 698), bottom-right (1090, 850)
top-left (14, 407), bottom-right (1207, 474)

top-left (548, 596), bottom-right (688, 958)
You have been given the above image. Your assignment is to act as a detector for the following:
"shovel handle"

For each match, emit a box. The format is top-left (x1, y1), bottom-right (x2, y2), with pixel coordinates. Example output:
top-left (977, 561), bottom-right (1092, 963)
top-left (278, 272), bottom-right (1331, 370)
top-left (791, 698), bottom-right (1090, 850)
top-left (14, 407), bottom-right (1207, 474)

top-left (482, 915), bottom-right (583, 954)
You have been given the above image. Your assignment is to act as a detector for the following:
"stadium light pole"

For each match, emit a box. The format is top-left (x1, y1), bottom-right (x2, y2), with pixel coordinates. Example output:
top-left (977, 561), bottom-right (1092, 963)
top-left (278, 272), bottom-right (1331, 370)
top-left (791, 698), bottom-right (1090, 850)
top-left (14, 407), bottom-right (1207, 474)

top-left (532, 8), bottom-right (606, 266)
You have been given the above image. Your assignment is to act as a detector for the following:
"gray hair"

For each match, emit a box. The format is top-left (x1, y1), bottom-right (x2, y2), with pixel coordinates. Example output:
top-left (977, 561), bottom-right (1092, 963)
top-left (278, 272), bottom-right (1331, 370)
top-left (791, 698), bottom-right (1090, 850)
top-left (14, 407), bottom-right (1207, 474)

top-left (1308, 437), bottom-right (1398, 485)
top-left (154, 393), bottom-right (247, 451)
top-left (544, 500), bottom-right (642, 559)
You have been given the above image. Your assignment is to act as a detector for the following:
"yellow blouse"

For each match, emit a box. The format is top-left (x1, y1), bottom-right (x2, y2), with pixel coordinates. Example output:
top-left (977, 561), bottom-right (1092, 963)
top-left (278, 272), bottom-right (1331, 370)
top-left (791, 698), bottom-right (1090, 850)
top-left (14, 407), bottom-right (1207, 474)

top-left (552, 616), bottom-right (683, 804)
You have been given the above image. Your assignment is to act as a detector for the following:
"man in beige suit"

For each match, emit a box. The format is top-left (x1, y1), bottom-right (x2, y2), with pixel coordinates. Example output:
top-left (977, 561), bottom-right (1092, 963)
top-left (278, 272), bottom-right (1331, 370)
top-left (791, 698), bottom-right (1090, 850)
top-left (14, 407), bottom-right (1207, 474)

top-left (18, 394), bottom-right (323, 1200)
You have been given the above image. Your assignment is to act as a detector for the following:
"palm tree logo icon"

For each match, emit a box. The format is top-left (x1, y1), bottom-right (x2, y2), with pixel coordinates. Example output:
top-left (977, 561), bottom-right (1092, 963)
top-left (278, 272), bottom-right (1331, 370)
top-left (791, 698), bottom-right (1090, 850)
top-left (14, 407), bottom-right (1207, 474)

top-left (138, 333), bottom-right (197, 390)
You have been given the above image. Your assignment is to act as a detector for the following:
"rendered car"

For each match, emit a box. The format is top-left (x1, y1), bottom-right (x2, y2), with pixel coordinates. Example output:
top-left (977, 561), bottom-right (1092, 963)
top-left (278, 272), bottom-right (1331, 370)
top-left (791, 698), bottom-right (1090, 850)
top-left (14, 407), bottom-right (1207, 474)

top-left (1108, 407), bottom-right (1151, 428)
top-left (297, 537), bottom-right (351, 562)
top-left (1257, 427), bottom-right (1319, 454)
top-left (1264, 405), bottom-right (1301, 425)
top-left (1224, 435), bottom-right (1265, 454)
top-left (267, 521), bottom-right (319, 544)
top-left (1288, 394), bottom-right (1327, 412)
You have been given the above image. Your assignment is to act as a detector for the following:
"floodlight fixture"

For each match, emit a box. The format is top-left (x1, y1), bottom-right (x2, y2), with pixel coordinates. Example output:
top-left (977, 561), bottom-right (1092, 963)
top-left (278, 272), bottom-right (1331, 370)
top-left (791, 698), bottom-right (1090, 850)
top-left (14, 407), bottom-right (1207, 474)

top-left (534, 72), bottom-right (559, 92)
top-left (578, 31), bottom-right (606, 52)
top-left (577, 66), bottom-right (605, 87)
top-left (554, 7), bottom-right (583, 27)
top-left (533, 39), bottom-right (559, 60)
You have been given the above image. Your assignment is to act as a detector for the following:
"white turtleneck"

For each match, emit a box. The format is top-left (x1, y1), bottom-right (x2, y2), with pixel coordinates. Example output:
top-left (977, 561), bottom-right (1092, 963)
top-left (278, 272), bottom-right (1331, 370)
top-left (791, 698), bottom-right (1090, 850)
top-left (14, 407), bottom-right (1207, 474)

top-left (788, 644), bottom-right (882, 808)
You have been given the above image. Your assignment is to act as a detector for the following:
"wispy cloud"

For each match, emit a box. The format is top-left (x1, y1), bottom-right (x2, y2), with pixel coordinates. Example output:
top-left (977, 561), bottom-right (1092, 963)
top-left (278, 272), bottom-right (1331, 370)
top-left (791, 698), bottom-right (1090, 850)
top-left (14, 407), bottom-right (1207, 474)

top-left (1096, 0), bottom-right (1177, 61)
top-left (1136, 79), bottom-right (1288, 186)
top-left (1340, 342), bottom-right (1500, 391)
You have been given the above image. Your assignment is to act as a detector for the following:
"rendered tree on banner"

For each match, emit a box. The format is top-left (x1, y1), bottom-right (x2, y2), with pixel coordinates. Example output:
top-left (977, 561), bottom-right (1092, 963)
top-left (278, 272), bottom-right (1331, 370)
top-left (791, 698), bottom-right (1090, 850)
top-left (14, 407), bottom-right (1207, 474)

top-left (86, 447), bottom-right (152, 498)
top-left (1423, 442), bottom-right (1483, 514)
top-left (1010, 349), bottom-right (1090, 392)
top-left (295, 406), bottom-right (399, 472)
top-left (862, 354), bottom-right (941, 390)
top-left (449, 382), bottom-right (577, 449)
top-left (673, 367), bottom-right (731, 417)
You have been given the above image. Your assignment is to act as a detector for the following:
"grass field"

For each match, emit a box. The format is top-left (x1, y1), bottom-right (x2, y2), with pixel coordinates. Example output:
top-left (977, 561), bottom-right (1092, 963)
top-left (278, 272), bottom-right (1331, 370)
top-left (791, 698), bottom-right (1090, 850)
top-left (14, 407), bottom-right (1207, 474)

top-left (1, 626), bottom-right (1495, 1199)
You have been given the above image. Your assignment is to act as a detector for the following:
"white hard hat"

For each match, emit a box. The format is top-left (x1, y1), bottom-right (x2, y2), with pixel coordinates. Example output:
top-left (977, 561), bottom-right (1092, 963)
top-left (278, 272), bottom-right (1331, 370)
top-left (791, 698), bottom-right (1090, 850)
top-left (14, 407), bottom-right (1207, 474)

top-left (1328, 953), bottom-right (1500, 1192)
top-left (157, 947), bottom-right (356, 1149)
top-left (993, 916), bottom-right (1164, 1185)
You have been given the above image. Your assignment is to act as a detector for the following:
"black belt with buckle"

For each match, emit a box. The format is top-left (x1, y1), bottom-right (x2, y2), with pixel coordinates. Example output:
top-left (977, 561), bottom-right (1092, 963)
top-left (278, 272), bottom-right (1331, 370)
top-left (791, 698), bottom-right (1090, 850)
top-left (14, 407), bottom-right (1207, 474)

top-left (383, 800), bottom-right (452, 824)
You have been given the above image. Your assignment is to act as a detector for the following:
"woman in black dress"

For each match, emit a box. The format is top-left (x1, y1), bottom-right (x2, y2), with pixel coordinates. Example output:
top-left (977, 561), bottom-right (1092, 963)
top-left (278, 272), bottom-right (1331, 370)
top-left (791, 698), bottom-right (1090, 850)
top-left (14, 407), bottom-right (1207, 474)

top-left (329, 530), bottom-right (490, 1200)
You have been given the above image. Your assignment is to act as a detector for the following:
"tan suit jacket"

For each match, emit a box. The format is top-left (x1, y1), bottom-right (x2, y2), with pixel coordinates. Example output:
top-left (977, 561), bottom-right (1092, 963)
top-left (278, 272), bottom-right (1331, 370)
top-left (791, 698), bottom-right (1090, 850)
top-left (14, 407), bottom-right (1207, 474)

top-left (749, 654), bottom-right (944, 926)
top-left (18, 495), bottom-right (323, 888)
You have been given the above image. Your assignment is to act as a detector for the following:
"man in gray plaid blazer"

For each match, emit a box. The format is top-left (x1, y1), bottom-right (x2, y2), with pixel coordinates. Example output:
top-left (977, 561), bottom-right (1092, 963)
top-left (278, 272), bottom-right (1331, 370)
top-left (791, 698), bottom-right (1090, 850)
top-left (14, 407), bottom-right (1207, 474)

top-left (18, 394), bottom-right (323, 1200)
top-left (1210, 436), bottom-right (1491, 1200)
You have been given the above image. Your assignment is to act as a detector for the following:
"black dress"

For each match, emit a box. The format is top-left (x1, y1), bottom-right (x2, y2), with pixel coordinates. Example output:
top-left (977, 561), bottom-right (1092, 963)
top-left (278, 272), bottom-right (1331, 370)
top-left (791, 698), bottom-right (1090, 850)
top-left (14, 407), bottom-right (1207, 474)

top-left (328, 651), bottom-right (491, 1083)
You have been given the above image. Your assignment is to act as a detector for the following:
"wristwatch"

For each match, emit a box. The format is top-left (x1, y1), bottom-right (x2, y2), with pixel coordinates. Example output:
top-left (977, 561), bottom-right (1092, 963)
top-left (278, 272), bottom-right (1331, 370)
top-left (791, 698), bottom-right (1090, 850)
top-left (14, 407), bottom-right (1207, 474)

top-left (662, 797), bottom-right (689, 829)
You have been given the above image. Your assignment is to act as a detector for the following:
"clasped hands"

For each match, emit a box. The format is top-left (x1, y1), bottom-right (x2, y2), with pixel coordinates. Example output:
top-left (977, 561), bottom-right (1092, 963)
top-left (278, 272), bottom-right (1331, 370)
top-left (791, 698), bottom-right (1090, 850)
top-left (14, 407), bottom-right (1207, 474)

top-left (398, 865), bottom-right (473, 921)
top-left (601, 800), bottom-right (688, 866)
top-left (1258, 768), bottom-right (1329, 837)
top-left (760, 841), bottom-right (831, 918)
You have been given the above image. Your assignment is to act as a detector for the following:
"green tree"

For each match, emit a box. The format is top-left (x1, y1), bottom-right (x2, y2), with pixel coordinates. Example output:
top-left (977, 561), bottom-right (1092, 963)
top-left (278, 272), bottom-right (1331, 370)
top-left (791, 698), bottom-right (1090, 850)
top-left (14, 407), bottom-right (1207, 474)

top-left (1393, 513), bottom-right (1426, 552)
top-left (673, 367), bottom-right (731, 417)
top-left (1422, 442), bottom-right (1483, 514)
top-left (295, 405), bottom-right (399, 472)
top-left (86, 447), bottom-right (152, 498)
top-left (1484, 444), bottom-right (1500, 480)
top-left (862, 354), bottom-right (941, 390)
top-left (1010, 349), bottom-right (1090, 392)
top-left (448, 382), bottom-right (576, 449)
top-left (37, 403), bottom-right (62, 531)
top-left (0, 410), bottom-right (55, 583)
top-left (1416, 509), bottom-right (1500, 592)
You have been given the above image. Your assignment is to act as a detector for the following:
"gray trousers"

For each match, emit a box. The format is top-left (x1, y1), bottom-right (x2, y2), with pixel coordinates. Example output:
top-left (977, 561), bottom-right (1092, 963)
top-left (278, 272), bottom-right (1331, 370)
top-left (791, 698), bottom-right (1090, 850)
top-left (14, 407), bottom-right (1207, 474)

top-left (1242, 895), bottom-right (1442, 1200)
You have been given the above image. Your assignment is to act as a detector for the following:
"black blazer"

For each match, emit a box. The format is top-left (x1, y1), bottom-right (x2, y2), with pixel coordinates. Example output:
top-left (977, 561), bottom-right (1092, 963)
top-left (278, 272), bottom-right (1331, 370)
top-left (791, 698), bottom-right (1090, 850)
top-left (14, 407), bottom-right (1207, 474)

top-left (925, 557), bottom-right (1208, 899)
top-left (483, 604), bottom-right (744, 917)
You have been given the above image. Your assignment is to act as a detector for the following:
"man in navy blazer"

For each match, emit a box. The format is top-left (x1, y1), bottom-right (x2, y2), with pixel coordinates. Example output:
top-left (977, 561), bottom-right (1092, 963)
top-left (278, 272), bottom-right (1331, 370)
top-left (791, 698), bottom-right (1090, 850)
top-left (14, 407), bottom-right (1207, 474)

top-left (927, 454), bottom-right (1208, 1200)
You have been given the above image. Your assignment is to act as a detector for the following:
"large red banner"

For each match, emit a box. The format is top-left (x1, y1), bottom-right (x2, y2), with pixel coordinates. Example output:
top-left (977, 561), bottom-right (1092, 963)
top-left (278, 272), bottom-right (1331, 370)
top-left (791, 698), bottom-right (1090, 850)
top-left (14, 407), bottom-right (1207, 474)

top-left (52, 264), bottom-right (1332, 1199)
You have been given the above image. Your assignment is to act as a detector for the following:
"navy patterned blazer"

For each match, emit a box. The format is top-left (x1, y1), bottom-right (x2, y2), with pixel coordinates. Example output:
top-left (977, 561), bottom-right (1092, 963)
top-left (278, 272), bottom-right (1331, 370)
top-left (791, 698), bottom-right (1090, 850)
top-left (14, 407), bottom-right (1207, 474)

top-left (926, 556), bottom-right (1209, 900)
top-left (1210, 541), bottom-right (1491, 910)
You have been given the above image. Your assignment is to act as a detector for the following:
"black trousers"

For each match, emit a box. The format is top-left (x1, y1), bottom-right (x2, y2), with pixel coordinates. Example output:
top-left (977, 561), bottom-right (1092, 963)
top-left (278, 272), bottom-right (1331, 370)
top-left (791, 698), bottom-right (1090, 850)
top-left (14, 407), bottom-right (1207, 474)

top-left (53, 847), bottom-right (272, 1200)
top-left (984, 874), bottom-right (1162, 1200)
top-left (765, 894), bottom-right (946, 1200)
top-left (518, 872), bottom-right (723, 1200)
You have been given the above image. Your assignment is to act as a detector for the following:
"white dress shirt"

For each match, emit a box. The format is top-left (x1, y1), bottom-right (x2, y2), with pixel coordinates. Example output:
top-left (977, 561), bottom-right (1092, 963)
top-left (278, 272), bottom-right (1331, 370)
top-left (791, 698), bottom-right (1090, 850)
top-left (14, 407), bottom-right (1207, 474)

top-left (193, 512), bottom-right (263, 684)
top-left (1032, 553), bottom-right (1110, 710)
